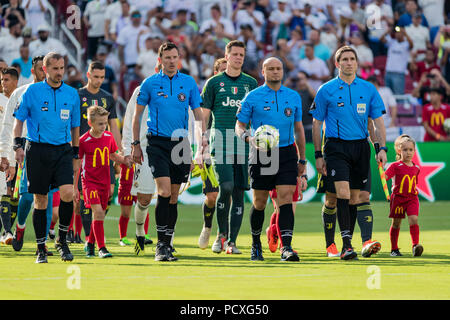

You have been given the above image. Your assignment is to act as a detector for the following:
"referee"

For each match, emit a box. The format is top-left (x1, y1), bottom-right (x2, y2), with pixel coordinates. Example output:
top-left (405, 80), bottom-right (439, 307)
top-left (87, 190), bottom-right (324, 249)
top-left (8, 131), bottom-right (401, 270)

top-left (13, 52), bottom-right (80, 263)
top-left (236, 57), bottom-right (307, 262)
top-left (310, 46), bottom-right (387, 260)
top-left (132, 42), bottom-right (206, 262)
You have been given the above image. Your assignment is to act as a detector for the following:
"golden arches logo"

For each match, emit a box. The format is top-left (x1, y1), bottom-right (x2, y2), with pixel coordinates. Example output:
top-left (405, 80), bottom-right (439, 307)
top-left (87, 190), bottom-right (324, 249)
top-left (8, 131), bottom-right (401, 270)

top-left (430, 112), bottom-right (444, 127)
top-left (394, 206), bottom-right (404, 215)
top-left (89, 190), bottom-right (99, 199)
top-left (399, 175), bottom-right (417, 194)
top-left (93, 147), bottom-right (109, 168)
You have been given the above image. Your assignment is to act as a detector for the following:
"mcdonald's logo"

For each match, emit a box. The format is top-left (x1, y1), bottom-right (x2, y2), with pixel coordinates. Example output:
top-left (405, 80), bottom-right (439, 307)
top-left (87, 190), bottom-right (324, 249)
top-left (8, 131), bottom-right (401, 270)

top-left (394, 206), bottom-right (404, 215)
top-left (399, 175), bottom-right (417, 194)
top-left (93, 147), bottom-right (109, 168)
top-left (90, 190), bottom-right (99, 199)
top-left (430, 112), bottom-right (444, 127)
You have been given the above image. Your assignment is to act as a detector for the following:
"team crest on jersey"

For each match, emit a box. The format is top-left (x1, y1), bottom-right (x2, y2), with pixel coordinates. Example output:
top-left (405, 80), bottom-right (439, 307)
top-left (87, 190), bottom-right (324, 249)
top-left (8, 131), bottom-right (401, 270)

top-left (244, 86), bottom-right (249, 94)
top-left (231, 87), bottom-right (238, 95)
top-left (101, 98), bottom-right (107, 108)
top-left (284, 107), bottom-right (292, 117)
top-left (178, 93), bottom-right (186, 102)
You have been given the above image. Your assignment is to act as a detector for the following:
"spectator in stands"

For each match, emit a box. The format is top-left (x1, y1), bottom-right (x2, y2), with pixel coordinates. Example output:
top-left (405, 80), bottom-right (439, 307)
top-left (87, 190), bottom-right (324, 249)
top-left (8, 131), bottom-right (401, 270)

top-left (83, 0), bottom-right (107, 61)
top-left (413, 67), bottom-right (450, 104)
top-left (114, 0), bottom-right (132, 43)
top-left (381, 26), bottom-right (414, 94)
top-left (350, 32), bottom-right (374, 79)
top-left (433, 25), bottom-right (450, 64)
top-left (287, 27), bottom-right (306, 67)
top-left (28, 23), bottom-right (68, 62)
top-left (21, 25), bottom-right (32, 46)
top-left (197, 0), bottom-right (233, 26)
top-left (200, 38), bottom-right (220, 80)
top-left (405, 12), bottom-right (431, 61)
top-left (298, 43), bottom-right (330, 92)
top-left (131, 0), bottom-right (161, 23)
top-left (349, 0), bottom-right (367, 34)
top-left (268, 0), bottom-right (292, 45)
top-left (410, 48), bottom-right (440, 83)
top-left (365, 0), bottom-right (394, 56)
top-left (11, 44), bottom-right (32, 84)
top-left (163, 0), bottom-right (197, 22)
top-left (299, 29), bottom-right (331, 64)
top-left (397, 0), bottom-right (429, 27)
top-left (237, 23), bottom-right (262, 79)
top-left (135, 34), bottom-right (160, 80)
top-left (422, 87), bottom-right (450, 141)
top-left (367, 75), bottom-right (398, 129)
top-left (23, 0), bottom-right (48, 36)
top-left (0, 20), bottom-right (23, 65)
top-left (104, 0), bottom-right (126, 42)
top-left (418, 0), bottom-right (445, 28)
top-left (95, 45), bottom-right (119, 101)
top-left (394, 0), bottom-right (407, 22)
top-left (269, 38), bottom-right (295, 80)
top-left (116, 9), bottom-right (149, 98)
top-left (1, 0), bottom-right (26, 28)
top-left (148, 6), bottom-right (172, 38)
top-left (301, 3), bottom-right (327, 40)
top-left (167, 21), bottom-right (193, 52)
top-left (173, 9), bottom-right (197, 39)
top-left (232, 0), bottom-right (264, 42)
top-left (211, 22), bottom-right (231, 52)
top-left (200, 4), bottom-right (235, 39)
top-left (320, 23), bottom-right (338, 56)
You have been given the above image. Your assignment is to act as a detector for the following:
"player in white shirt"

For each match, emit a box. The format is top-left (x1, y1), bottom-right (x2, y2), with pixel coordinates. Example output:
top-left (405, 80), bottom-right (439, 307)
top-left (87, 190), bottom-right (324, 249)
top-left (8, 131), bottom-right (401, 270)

top-left (121, 86), bottom-right (156, 255)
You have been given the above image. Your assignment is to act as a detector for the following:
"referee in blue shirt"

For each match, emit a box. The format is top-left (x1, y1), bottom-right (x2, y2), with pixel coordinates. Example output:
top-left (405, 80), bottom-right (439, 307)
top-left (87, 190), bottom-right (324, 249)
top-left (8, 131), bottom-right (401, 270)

top-left (13, 52), bottom-right (80, 263)
top-left (132, 42), bottom-right (206, 262)
top-left (310, 46), bottom-right (388, 260)
top-left (236, 57), bottom-right (307, 262)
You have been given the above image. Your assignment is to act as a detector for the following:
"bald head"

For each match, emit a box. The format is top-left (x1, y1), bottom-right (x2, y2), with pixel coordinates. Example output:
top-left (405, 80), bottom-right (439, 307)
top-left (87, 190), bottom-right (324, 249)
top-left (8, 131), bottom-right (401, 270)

top-left (262, 57), bottom-right (283, 86)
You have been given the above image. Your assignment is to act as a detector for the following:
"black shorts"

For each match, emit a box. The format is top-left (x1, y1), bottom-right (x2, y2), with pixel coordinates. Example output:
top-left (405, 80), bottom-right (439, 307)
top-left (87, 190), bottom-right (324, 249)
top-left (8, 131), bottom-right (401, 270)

top-left (249, 144), bottom-right (298, 191)
top-left (202, 175), bottom-right (219, 194)
top-left (317, 167), bottom-right (372, 194)
top-left (323, 138), bottom-right (370, 190)
top-left (26, 142), bottom-right (73, 195)
top-left (146, 135), bottom-right (191, 185)
top-left (78, 161), bottom-right (115, 191)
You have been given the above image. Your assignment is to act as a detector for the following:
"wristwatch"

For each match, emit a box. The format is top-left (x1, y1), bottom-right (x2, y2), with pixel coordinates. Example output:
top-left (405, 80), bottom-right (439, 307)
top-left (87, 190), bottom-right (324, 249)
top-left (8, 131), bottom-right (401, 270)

top-left (380, 146), bottom-right (388, 153)
top-left (314, 150), bottom-right (323, 159)
top-left (298, 159), bottom-right (307, 165)
top-left (131, 140), bottom-right (140, 146)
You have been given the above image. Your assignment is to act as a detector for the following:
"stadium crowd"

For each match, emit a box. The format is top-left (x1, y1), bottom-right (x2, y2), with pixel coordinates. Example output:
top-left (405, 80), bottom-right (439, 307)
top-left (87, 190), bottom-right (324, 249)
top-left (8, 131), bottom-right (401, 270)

top-left (1, 0), bottom-right (448, 142)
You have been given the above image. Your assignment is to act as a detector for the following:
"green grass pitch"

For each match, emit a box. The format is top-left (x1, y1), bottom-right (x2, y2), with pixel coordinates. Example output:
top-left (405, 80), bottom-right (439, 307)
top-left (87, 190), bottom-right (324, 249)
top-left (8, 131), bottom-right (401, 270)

top-left (1, 201), bottom-right (449, 300)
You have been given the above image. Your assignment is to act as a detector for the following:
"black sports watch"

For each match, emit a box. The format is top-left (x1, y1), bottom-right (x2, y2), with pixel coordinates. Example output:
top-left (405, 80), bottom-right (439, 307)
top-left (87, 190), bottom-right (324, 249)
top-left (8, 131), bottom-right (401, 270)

top-left (13, 137), bottom-right (26, 151)
top-left (298, 159), bottom-right (307, 165)
top-left (131, 140), bottom-right (140, 146)
top-left (380, 146), bottom-right (388, 153)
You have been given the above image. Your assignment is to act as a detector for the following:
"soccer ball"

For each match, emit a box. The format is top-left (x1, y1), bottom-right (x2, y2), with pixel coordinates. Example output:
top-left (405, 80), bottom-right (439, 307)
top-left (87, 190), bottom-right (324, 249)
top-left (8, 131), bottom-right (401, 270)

top-left (254, 125), bottom-right (280, 150)
top-left (444, 118), bottom-right (450, 134)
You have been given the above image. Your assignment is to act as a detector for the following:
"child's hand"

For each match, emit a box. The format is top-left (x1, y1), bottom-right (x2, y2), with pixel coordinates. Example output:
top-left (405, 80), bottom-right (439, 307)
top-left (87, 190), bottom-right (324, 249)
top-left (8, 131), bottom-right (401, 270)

top-left (73, 187), bottom-right (80, 203)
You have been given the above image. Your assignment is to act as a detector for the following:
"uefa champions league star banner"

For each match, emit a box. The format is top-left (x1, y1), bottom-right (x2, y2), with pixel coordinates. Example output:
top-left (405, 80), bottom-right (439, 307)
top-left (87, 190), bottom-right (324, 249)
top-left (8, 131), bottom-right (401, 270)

top-left (112, 142), bottom-right (450, 204)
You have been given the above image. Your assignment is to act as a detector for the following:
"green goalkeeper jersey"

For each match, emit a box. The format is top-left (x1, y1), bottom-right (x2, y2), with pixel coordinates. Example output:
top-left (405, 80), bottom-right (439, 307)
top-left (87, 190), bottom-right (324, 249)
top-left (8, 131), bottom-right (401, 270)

top-left (201, 72), bottom-right (258, 162)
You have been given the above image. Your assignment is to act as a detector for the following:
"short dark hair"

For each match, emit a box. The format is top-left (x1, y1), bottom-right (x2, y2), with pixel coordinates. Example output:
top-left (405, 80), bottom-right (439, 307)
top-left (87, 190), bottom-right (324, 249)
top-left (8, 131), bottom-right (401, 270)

top-left (158, 42), bottom-right (179, 58)
top-left (88, 61), bottom-right (105, 72)
top-left (1, 67), bottom-right (19, 79)
top-left (43, 52), bottom-right (64, 67)
top-left (335, 45), bottom-right (358, 63)
top-left (32, 55), bottom-right (45, 66)
top-left (225, 40), bottom-right (246, 55)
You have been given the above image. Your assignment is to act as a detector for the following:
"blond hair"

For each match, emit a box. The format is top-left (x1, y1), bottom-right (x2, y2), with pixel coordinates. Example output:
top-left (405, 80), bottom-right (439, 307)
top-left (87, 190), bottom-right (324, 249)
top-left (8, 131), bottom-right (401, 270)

top-left (87, 106), bottom-right (109, 123)
top-left (394, 134), bottom-right (416, 160)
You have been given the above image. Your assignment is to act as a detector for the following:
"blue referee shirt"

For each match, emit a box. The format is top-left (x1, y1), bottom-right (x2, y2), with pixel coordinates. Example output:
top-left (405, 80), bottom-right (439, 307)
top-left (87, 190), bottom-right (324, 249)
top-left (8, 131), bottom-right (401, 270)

top-left (14, 80), bottom-right (80, 145)
top-left (136, 70), bottom-right (201, 138)
top-left (310, 76), bottom-right (385, 140)
top-left (237, 84), bottom-right (302, 147)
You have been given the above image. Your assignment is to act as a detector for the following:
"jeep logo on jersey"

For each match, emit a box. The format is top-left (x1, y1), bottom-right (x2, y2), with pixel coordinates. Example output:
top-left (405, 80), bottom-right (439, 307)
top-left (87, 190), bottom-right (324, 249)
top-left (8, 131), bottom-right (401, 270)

top-left (178, 93), bottom-right (186, 102)
top-left (231, 87), bottom-right (238, 94)
top-left (222, 96), bottom-right (241, 107)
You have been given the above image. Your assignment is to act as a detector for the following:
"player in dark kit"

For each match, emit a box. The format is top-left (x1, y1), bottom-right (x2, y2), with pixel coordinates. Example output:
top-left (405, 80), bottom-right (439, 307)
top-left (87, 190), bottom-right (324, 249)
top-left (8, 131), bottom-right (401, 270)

top-left (13, 52), bottom-right (80, 263)
top-left (310, 46), bottom-right (387, 260)
top-left (76, 61), bottom-right (122, 243)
